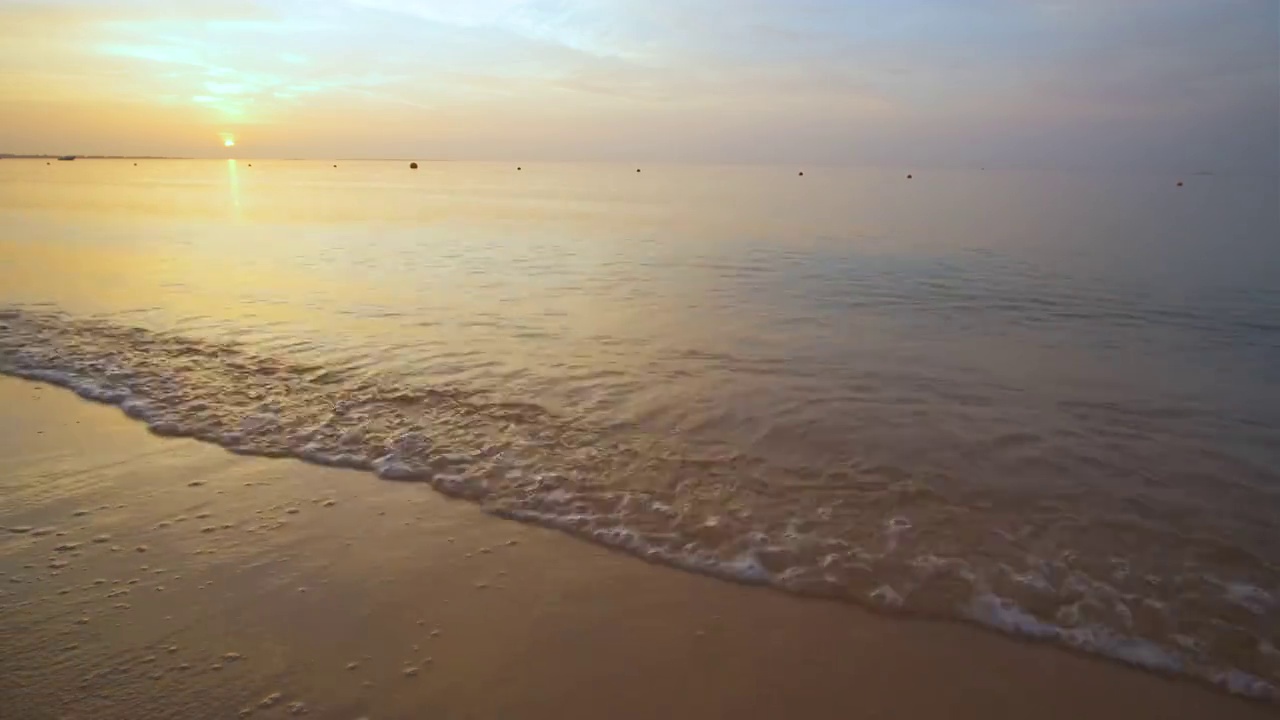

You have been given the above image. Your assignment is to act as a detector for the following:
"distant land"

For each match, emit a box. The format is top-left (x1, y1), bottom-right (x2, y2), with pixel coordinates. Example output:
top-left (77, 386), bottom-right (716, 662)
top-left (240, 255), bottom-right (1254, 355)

top-left (0, 154), bottom-right (187, 160)
top-left (1, 155), bottom-right (446, 161)
top-left (0, 156), bottom-right (1226, 176)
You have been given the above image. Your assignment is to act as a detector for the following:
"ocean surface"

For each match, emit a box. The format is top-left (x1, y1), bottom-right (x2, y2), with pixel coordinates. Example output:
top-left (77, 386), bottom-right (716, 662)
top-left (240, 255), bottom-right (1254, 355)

top-left (2, 159), bottom-right (1278, 697)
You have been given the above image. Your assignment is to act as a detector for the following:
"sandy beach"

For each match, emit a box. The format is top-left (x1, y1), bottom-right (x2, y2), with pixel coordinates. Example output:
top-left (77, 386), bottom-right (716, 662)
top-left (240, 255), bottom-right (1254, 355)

top-left (5, 0), bottom-right (1278, 715)
top-left (0, 377), bottom-right (1270, 720)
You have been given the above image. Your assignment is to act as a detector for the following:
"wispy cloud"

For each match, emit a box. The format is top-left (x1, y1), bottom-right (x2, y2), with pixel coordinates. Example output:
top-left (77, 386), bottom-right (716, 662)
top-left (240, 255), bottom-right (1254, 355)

top-left (1, 0), bottom-right (1275, 169)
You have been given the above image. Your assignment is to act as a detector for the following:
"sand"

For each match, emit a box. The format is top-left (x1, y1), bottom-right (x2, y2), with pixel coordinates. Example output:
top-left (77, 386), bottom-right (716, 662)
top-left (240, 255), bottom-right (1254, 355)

top-left (0, 376), bottom-right (1271, 720)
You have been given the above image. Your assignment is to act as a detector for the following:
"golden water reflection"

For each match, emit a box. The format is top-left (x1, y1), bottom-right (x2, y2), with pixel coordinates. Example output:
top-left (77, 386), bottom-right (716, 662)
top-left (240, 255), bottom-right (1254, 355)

top-left (226, 158), bottom-right (240, 214)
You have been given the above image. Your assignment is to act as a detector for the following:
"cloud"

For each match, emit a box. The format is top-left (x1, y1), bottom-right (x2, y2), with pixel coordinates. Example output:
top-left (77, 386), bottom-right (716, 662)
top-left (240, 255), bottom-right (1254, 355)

top-left (0, 0), bottom-right (1275, 169)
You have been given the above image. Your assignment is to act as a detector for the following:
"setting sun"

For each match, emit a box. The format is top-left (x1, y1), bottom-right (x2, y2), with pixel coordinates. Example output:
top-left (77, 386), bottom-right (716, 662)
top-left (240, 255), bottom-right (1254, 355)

top-left (0, 3), bottom-right (1278, 715)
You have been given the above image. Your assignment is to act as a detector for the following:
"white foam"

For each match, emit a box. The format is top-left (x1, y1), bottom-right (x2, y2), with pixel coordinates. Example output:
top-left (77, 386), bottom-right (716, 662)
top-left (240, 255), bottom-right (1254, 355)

top-left (869, 585), bottom-right (904, 608)
top-left (997, 563), bottom-right (1054, 594)
top-left (1064, 627), bottom-right (1182, 673)
top-left (434, 452), bottom-right (475, 466)
top-left (121, 397), bottom-right (154, 419)
top-left (962, 592), bottom-right (1280, 700)
top-left (1055, 602), bottom-right (1082, 627)
top-left (1172, 634), bottom-right (1204, 653)
top-left (5, 309), bottom-right (1279, 704)
top-left (717, 551), bottom-right (771, 584)
top-left (372, 454), bottom-right (427, 480)
top-left (297, 444), bottom-right (370, 470)
top-left (968, 593), bottom-right (1058, 639)
top-left (913, 554), bottom-right (977, 582)
top-left (149, 420), bottom-right (184, 436)
top-left (240, 413), bottom-right (278, 433)
top-left (542, 488), bottom-right (572, 504)
top-left (660, 547), bottom-right (772, 585)
top-left (883, 516), bottom-right (912, 553)
top-left (432, 472), bottom-right (487, 499)
top-left (387, 430), bottom-right (432, 455)
top-left (590, 525), bottom-right (646, 550)
top-left (649, 501), bottom-right (675, 517)
top-left (1214, 670), bottom-right (1278, 700)
top-left (26, 366), bottom-right (135, 403)
top-left (1223, 582), bottom-right (1273, 615)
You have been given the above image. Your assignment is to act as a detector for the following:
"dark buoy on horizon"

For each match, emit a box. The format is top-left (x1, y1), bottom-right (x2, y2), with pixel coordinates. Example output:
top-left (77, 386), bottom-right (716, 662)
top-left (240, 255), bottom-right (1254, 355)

top-left (799, 171), bottom-right (804, 176)
top-left (517, 166), bottom-right (522, 171)
top-left (636, 168), bottom-right (641, 173)
top-left (1177, 181), bottom-right (1184, 187)
top-left (410, 162), bottom-right (418, 169)
top-left (333, 164), bottom-right (338, 168)
top-left (907, 173), bottom-right (913, 179)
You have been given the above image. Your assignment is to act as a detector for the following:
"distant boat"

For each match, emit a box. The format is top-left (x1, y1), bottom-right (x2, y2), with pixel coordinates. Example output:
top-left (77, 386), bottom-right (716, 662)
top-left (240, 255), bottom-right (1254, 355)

top-left (57, 155), bottom-right (76, 161)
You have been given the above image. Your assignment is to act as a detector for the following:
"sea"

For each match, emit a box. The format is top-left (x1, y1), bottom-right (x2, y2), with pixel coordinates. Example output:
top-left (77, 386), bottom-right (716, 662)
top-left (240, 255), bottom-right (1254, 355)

top-left (2, 159), bottom-right (1278, 698)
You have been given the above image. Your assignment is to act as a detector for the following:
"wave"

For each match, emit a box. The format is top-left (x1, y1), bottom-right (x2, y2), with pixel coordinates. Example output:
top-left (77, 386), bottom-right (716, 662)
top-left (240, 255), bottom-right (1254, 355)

top-left (1, 307), bottom-right (1276, 702)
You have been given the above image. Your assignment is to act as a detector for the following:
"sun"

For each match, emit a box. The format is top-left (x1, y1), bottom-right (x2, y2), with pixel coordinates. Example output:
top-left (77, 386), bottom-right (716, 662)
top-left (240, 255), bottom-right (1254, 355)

top-left (224, 138), bottom-right (235, 148)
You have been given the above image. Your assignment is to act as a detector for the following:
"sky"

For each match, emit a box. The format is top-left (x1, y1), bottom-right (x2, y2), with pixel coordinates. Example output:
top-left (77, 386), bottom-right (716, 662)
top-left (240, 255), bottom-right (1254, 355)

top-left (1, 0), bottom-right (1277, 171)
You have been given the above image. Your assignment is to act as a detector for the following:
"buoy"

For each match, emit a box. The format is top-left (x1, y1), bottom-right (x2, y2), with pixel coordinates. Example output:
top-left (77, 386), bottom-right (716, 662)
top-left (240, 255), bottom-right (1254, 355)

top-left (907, 174), bottom-right (913, 179)
top-left (636, 168), bottom-right (641, 173)
top-left (799, 171), bottom-right (804, 176)
top-left (333, 164), bottom-right (337, 168)
top-left (517, 166), bottom-right (522, 171)
top-left (410, 162), bottom-right (418, 169)
top-left (1176, 181), bottom-right (1183, 187)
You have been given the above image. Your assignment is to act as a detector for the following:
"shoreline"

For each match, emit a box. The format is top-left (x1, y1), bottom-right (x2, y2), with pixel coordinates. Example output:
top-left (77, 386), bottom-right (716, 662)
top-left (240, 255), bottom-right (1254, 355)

top-left (2, 310), bottom-right (1276, 705)
top-left (0, 376), bottom-right (1272, 719)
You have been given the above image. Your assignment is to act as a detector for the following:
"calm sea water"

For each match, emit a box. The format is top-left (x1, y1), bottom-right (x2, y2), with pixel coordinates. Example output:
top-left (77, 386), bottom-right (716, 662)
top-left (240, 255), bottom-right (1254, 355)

top-left (2, 159), bottom-right (1278, 696)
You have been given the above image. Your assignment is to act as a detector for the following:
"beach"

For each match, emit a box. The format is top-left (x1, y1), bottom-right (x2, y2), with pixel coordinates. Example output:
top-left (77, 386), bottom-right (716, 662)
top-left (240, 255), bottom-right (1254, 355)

top-left (5, 0), bottom-right (1278, 714)
top-left (2, 159), bottom-right (1279, 715)
top-left (0, 377), bottom-right (1271, 720)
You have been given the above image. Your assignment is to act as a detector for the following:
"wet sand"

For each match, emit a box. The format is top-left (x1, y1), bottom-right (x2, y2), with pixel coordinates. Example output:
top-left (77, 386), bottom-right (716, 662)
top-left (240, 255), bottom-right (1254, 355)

top-left (0, 377), bottom-right (1271, 720)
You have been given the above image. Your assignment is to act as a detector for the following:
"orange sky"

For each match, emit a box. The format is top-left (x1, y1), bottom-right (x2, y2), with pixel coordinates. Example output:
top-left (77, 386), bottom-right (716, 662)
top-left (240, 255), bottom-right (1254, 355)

top-left (2, 0), bottom-right (1277, 171)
